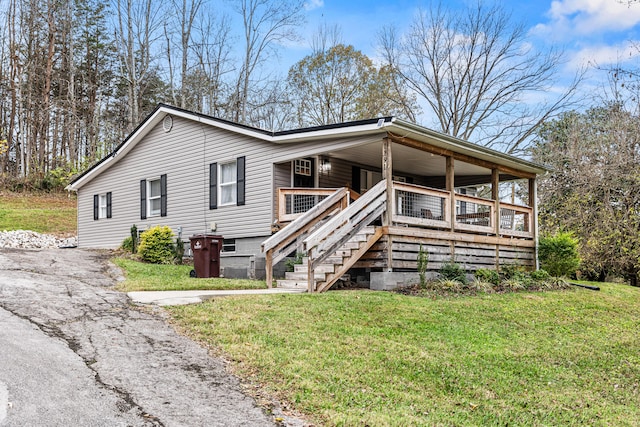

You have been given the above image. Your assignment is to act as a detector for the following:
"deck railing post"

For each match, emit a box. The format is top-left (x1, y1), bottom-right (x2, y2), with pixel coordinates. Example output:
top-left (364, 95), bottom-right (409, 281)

top-left (492, 168), bottom-right (501, 269)
top-left (265, 250), bottom-right (273, 288)
top-left (446, 156), bottom-right (456, 260)
top-left (383, 138), bottom-right (394, 272)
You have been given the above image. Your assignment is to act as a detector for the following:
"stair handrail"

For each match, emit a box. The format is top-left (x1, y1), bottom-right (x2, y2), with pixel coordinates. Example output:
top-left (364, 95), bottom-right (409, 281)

top-left (304, 179), bottom-right (387, 273)
top-left (261, 187), bottom-right (350, 287)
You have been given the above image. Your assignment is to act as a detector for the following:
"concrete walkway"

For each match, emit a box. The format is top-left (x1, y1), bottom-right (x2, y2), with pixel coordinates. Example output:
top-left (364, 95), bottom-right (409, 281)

top-left (128, 288), bottom-right (306, 306)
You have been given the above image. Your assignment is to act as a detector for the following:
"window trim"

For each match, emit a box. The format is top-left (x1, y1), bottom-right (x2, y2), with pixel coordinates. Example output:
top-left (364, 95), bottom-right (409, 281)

top-left (147, 177), bottom-right (162, 217)
top-left (94, 192), bottom-right (112, 220)
top-left (218, 160), bottom-right (238, 207)
top-left (98, 194), bottom-right (108, 219)
top-left (222, 238), bottom-right (236, 253)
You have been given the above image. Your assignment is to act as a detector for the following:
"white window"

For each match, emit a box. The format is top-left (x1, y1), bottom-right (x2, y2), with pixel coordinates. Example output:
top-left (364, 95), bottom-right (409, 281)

top-left (222, 239), bottom-right (236, 253)
top-left (294, 159), bottom-right (312, 176)
top-left (219, 161), bottom-right (237, 206)
top-left (98, 194), bottom-right (108, 219)
top-left (148, 178), bottom-right (162, 216)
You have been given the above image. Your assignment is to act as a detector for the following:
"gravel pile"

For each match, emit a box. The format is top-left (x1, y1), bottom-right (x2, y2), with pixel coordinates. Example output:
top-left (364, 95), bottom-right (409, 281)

top-left (0, 230), bottom-right (77, 249)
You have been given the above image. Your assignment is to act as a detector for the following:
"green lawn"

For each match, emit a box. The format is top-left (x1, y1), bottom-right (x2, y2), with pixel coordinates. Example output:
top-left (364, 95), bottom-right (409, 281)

top-left (0, 192), bottom-right (77, 235)
top-left (113, 257), bottom-right (268, 292)
top-left (168, 284), bottom-right (640, 426)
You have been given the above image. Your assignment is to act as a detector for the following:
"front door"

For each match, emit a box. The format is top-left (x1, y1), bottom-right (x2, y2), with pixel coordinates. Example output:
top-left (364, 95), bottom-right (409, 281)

top-left (292, 158), bottom-right (316, 213)
top-left (293, 158), bottom-right (315, 188)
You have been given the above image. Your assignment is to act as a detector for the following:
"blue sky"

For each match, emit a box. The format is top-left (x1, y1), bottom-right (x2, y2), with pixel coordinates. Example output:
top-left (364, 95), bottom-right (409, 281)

top-left (277, 0), bottom-right (640, 100)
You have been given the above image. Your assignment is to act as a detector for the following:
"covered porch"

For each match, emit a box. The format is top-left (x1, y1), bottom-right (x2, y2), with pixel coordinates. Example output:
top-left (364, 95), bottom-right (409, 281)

top-left (263, 132), bottom-right (540, 292)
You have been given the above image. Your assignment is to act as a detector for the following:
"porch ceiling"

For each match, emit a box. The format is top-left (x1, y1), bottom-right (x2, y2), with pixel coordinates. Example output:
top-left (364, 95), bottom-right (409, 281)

top-left (327, 141), bottom-right (491, 177)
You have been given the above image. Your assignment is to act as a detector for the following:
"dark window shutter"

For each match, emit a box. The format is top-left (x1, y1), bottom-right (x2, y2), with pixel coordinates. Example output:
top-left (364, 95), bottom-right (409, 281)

top-left (160, 174), bottom-right (167, 217)
top-left (93, 194), bottom-right (99, 220)
top-left (140, 180), bottom-right (147, 220)
top-left (237, 156), bottom-right (245, 206)
top-left (106, 192), bottom-right (112, 218)
top-left (209, 163), bottom-right (217, 209)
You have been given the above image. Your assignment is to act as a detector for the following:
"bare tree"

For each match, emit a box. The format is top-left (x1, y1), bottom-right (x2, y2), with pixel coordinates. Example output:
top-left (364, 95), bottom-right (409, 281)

top-left (187, 11), bottom-right (234, 116)
top-left (379, 1), bottom-right (583, 153)
top-left (164, 0), bottom-right (205, 108)
top-left (112, 0), bottom-right (165, 132)
top-left (229, 0), bottom-right (305, 124)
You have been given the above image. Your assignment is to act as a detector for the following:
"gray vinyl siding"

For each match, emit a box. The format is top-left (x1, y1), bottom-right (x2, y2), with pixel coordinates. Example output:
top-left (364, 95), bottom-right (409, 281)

top-left (318, 157), bottom-right (353, 188)
top-left (77, 114), bottom-right (384, 249)
top-left (273, 162), bottom-right (292, 221)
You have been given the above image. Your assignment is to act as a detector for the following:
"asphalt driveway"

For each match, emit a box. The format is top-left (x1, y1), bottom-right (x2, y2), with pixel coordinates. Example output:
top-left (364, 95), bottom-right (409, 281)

top-left (0, 248), bottom-right (288, 427)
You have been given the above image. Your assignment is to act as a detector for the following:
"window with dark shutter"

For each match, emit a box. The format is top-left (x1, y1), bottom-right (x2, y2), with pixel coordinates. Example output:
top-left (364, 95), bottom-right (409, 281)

top-left (93, 195), bottom-right (99, 220)
top-left (140, 179), bottom-right (147, 219)
top-left (209, 163), bottom-right (217, 210)
top-left (106, 192), bottom-right (112, 218)
top-left (237, 156), bottom-right (245, 206)
top-left (160, 174), bottom-right (167, 217)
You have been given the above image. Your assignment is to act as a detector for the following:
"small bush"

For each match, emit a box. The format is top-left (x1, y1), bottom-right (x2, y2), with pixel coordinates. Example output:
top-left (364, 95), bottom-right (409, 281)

top-left (530, 269), bottom-right (551, 281)
top-left (438, 278), bottom-right (463, 292)
top-left (138, 226), bottom-right (175, 264)
top-left (539, 232), bottom-right (580, 277)
top-left (439, 262), bottom-right (467, 285)
top-left (121, 236), bottom-right (135, 252)
top-left (285, 252), bottom-right (304, 272)
top-left (417, 244), bottom-right (429, 288)
top-left (469, 278), bottom-right (494, 293)
top-left (174, 237), bottom-right (185, 264)
top-left (474, 268), bottom-right (499, 285)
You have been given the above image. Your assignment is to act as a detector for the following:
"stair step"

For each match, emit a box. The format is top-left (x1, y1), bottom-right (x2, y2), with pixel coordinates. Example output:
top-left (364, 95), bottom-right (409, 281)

top-left (276, 279), bottom-right (310, 289)
top-left (285, 271), bottom-right (327, 280)
top-left (341, 241), bottom-right (360, 249)
top-left (293, 263), bottom-right (335, 274)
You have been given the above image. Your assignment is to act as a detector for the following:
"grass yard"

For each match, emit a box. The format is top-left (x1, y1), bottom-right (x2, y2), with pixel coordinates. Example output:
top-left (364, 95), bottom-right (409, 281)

top-left (168, 284), bottom-right (640, 426)
top-left (113, 257), bottom-right (268, 292)
top-left (0, 191), bottom-right (77, 235)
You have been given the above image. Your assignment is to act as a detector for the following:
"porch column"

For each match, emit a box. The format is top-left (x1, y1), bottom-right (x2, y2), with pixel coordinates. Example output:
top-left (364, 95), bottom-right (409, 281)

top-left (529, 177), bottom-right (539, 270)
top-left (492, 169), bottom-right (500, 269)
top-left (446, 156), bottom-right (455, 260)
top-left (382, 137), bottom-right (393, 272)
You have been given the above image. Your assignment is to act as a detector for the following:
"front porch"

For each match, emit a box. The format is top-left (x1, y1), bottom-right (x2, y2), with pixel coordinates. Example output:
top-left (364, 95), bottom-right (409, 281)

top-left (262, 135), bottom-right (539, 292)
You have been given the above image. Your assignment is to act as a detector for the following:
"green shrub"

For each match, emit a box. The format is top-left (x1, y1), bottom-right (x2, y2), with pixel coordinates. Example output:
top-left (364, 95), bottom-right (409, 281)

top-left (417, 244), bottom-right (429, 288)
top-left (530, 269), bottom-right (551, 281)
top-left (130, 224), bottom-right (138, 254)
top-left (474, 268), bottom-right (499, 285)
top-left (499, 264), bottom-right (526, 280)
top-left (439, 262), bottom-right (467, 285)
top-left (138, 226), bottom-right (175, 264)
top-left (285, 252), bottom-right (304, 272)
top-left (174, 237), bottom-right (185, 264)
top-left (539, 232), bottom-right (580, 277)
top-left (121, 236), bottom-right (134, 252)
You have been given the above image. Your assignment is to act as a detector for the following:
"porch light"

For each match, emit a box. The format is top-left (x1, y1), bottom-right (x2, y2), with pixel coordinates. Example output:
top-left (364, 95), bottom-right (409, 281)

top-left (320, 157), bottom-right (331, 173)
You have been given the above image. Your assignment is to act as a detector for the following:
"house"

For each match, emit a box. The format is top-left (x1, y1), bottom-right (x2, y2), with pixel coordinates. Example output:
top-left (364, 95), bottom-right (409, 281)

top-left (66, 103), bottom-right (546, 292)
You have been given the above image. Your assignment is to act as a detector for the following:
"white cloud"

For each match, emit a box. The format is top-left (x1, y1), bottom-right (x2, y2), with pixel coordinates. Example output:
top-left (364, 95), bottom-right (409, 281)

top-left (539, 0), bottom-right (640, 37)
top-left (568, 40), bottom-right (640, 68)
top-left (304, 0), bottom-right (324, 11)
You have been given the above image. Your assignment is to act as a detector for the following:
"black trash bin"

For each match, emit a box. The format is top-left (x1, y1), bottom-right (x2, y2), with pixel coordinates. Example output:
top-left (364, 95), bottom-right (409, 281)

top-left (189, 234), bottom-right (224, 278)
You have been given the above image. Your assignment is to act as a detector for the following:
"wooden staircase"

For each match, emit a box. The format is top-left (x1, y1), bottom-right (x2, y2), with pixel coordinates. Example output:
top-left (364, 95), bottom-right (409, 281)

top-left (263, 179), bottom-right (387, 293)
top-left (277, 227), bottom-right (382, 291)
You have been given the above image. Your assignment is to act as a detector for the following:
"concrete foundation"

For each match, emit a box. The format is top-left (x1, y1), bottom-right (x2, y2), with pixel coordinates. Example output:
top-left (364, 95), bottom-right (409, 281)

top-left (370, 271), bottom-right (439, 291)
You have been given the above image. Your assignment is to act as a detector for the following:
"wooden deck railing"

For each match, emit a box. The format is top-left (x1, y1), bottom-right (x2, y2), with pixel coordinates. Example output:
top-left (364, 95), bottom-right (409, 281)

top-left (277, 187), bottom-right (344, 222)
top-left (390, 182), bottom-right (533, 238)
top-left (454, 194), bottom-right (495, 234)
top-left (262, 187), bottom-right (350, 287)
top-left (392, 182), bottom-right (451, 229)
top-left (499, 202), bottom-right (533, 238)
